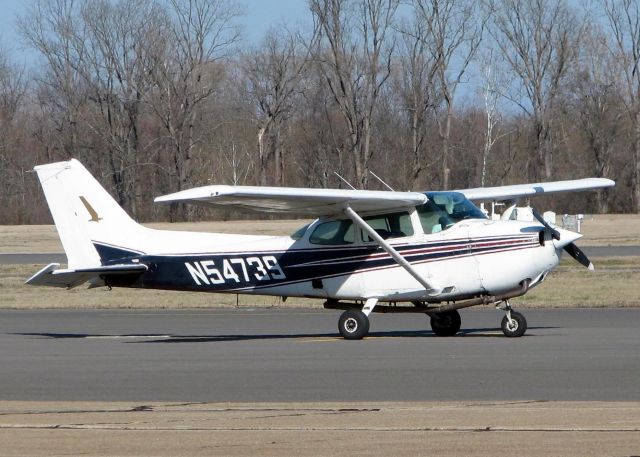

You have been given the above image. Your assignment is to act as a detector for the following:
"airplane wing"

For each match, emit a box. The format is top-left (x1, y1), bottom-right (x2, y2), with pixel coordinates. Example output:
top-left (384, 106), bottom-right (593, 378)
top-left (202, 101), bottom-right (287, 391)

top-left (457, 178), bottom-right (615, 203)
top-left (155, 186), bottom-right (427, 216)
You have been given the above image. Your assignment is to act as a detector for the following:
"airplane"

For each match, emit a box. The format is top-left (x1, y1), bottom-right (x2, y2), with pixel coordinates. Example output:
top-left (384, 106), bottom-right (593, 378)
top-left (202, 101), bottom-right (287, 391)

top-left (27, 159), bottom-right (614, 339)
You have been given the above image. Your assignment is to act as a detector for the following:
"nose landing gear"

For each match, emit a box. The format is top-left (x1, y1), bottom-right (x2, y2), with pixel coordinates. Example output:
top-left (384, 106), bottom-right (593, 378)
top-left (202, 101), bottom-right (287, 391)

top-left (498, 301), bottom-right (527, 337)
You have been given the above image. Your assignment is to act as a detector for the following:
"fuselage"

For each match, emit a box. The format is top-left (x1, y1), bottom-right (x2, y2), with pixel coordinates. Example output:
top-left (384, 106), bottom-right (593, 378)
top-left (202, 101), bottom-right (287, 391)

top-left (98, 214), bottom-right (562, 304)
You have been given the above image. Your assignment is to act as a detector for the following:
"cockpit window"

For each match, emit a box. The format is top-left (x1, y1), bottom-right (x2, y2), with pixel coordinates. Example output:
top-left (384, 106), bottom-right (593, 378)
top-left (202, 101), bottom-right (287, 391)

top-left (290, 223), bottom-right (310, 240)
top-left (363, 211), bottom-right (414, 241)
top-left (309, 219), bottom-right (355, 245)
top-left (418, 192), bottom-right (486, 234)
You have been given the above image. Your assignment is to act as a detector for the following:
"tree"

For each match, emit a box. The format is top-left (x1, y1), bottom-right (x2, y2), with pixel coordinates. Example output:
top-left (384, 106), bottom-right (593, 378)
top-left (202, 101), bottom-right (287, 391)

top-left (243, 28), bottom-right (313, 186)
top-left (485, 0), bottom-right (582, 181)
top-left (145, 0), bottom-right (241, 219)
top-left (395, 14), bottom-right (439, 190)
top-left (414, 0), bottom-right (485, 189)
top-left (566, 24), bottom-right (623, 213)
top-left (18, 0), bottom-right (86, 159)
top-left (602, 0), bottom-right (640, 212)
top-left (78, 0), bottom-right (166, 216)
top-left (310, 0), bottom-right (399, 189)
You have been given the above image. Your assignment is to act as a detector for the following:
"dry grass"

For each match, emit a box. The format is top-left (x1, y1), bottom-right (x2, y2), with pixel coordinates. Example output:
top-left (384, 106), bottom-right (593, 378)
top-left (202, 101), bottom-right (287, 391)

top-left (514, 257), bottom-right (640, 308)
top-left (0, 263), bottom-right (319, 310)
top-left (0, 214), bottom-right (637, 254)
top-left (1, 215), bottom-right (638, 309)
top-left (0, 220), bottom-right (311, 254)
top-left (3, 257), bottom-right (639, 309)
top-left (578, 214), bottom-right (640, 246)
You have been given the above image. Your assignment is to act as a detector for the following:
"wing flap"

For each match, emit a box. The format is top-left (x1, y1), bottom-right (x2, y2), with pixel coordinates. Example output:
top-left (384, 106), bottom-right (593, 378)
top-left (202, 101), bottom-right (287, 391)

top-left (154, 185), bottom-right (428, 216)
top-left (26, 263), bottom-right (148, 289)
top-left (458, 178), bottom-right (615, 203)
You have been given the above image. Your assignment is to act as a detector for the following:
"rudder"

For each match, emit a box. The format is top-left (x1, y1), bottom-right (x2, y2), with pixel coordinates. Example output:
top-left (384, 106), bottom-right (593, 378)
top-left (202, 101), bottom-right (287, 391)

top-left (34, 159), bottom-right (144, 268)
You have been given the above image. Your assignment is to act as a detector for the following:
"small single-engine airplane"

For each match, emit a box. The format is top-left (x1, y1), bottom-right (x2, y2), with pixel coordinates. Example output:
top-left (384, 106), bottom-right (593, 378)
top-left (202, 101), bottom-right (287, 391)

top-left (27, 159), bottom-right (614, 339)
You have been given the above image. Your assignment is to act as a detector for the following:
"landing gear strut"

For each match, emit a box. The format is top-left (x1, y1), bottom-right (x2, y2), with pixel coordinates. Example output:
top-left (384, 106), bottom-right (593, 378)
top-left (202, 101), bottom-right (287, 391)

top-left (499, 301), bottom-right (527, 338)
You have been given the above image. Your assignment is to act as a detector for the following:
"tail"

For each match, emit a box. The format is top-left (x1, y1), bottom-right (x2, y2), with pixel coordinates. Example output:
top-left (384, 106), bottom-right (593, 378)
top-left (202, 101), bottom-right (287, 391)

top-left (33, 159), bottom-right (145, 269)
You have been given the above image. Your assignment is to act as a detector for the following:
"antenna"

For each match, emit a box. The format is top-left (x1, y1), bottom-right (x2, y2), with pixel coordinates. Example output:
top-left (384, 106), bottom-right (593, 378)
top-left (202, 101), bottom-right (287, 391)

top-left (334, 172), bottom-right (357, 190)
top-left (369, 170), bottom-right (395, 191)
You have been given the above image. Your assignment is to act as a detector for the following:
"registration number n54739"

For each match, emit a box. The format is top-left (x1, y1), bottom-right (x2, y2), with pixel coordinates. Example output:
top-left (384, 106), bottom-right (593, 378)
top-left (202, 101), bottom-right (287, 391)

top-left (184, 256), bottom-right (286, 286)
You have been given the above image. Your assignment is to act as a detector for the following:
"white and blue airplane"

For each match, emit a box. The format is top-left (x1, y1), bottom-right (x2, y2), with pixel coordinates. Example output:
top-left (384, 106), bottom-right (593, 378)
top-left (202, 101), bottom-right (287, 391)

top-left (27, 159), bottom-right (614, 339)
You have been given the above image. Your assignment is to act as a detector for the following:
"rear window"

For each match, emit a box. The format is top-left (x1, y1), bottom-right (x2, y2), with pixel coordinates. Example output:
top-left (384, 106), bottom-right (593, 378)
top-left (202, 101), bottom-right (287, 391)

top-left (309, 219), bottom-right (355, 245)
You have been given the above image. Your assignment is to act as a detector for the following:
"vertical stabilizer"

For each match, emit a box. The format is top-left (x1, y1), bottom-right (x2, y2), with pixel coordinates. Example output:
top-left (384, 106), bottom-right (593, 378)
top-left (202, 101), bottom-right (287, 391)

top-left (34, 159), bottom-right (144, 269)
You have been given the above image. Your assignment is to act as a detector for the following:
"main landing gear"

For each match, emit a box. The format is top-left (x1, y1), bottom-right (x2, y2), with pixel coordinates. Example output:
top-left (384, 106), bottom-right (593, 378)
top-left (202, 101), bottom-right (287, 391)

top-left (429, 310), bottom-right (462, 337)
top-left (333, 298), bottom-right (528, 339)
top-left (338, 309), bottom-right (370, 340)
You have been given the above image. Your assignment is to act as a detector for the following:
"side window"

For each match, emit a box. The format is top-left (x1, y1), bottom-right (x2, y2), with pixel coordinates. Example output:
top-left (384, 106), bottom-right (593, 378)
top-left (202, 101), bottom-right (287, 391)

top-left (363, 211), bottom-right (414, 242)
top-left (417, 201), bottom-right (453, 234)
top-left (309, 219), bottom-right (355, 245)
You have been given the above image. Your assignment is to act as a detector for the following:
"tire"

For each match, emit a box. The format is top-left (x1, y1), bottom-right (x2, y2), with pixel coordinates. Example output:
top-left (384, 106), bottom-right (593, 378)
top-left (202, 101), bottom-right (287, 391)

top-left (338, 309), bottom-right (370, 340)
top-left (430, 310), bottom-right (461, 337)
top-left (501, 311), bottom-right (527, 338)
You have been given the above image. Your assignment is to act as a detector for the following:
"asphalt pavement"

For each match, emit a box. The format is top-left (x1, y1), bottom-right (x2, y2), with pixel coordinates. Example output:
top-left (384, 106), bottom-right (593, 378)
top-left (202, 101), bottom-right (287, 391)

top-left (0, 308), bottom-right (638, 402)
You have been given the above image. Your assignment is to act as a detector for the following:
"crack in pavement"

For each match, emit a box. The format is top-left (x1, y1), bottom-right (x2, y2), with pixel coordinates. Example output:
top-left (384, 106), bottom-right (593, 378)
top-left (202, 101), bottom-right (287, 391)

top-left (1, 424), bottom-right (639, 433)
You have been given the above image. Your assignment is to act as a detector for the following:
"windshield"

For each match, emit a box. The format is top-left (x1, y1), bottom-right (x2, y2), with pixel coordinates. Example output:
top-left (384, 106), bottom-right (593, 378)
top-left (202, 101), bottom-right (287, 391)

top-left (418, 192), bottom-right (486, 234)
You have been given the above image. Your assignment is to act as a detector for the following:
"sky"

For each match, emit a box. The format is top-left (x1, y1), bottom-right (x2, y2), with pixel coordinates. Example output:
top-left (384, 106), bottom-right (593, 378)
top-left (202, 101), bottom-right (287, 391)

top-left (0, 0), bottom-right (312, 65)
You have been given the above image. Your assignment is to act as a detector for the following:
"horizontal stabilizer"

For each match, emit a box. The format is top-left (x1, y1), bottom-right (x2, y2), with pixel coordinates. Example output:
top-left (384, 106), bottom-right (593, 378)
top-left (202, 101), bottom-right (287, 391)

top-left (26, 263), bottom-right (147, 289)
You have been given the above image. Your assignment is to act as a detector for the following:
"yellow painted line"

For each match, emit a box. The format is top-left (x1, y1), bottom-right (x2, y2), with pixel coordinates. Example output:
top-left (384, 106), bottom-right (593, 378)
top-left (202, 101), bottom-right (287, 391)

top-left (296, 337), bottom-right (342, 343)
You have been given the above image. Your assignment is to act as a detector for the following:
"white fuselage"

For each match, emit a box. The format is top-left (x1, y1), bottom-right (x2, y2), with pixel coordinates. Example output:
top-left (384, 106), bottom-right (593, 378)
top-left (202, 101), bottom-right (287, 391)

top-left (116, 217), bottom-right (561, 303)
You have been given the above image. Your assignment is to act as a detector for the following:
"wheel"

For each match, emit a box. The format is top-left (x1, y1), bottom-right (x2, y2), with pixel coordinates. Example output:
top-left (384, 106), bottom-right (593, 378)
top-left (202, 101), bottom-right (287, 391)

top-left (501, 311), bottom-right (527, 338)
top-left (430, 310), bottom-right (461, 336)
top-left (338, 309), bottom-right (370, 340)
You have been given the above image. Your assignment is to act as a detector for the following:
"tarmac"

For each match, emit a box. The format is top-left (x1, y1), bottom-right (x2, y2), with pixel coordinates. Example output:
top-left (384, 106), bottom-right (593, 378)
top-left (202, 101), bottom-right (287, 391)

top-left (0, 401), bottom-right (639, 456)
top-left (2, 307), bottom-right (640, 455)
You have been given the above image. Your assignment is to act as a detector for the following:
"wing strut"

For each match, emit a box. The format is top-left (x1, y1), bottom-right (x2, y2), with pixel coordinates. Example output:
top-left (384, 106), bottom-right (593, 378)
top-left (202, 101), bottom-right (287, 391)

top-left (343, 205), bottom-right (442, 296)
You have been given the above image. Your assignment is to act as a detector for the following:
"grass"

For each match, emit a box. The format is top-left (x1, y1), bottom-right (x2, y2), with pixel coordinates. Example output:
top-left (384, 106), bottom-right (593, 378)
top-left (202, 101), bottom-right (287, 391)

top-left (0, 220), bottom-right (312, 254)
top-left (2, 257), bottom-right (639, 309)
top-left (1, 215), bottom-right (638, 309)
top-left (0, 214), bottom-right (638, 254)
top-left (515, 257), bottom-right (640, 308)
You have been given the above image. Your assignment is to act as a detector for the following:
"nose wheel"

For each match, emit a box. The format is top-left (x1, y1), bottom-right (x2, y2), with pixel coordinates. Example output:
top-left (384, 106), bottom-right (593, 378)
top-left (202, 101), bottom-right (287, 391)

top-left (499, 301), bottom-right (527, 337)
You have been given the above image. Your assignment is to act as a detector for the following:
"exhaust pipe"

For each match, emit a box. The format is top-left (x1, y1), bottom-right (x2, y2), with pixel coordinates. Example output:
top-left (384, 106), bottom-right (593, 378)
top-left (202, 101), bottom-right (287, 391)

top-left (323, 280), bottom-right (530, 314)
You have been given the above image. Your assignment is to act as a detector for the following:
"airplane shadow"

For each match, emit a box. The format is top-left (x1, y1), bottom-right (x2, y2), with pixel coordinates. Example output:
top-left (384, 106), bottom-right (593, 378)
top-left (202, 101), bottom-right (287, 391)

top-left (12, 326), bottom-right (558, 343)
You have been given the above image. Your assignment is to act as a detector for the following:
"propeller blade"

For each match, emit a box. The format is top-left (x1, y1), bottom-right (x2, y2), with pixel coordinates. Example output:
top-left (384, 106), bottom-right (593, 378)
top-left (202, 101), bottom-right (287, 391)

top-left (531, 208), bottom-right (561, 240)
top-left (564, 242), bottom-right (594, 271)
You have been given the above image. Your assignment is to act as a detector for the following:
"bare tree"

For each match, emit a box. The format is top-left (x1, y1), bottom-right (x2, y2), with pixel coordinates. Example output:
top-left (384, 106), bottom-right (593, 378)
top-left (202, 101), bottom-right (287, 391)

top-left (413, 0), bottom-right (485, 189)
top-left (602, 0), bottom-right (640, 212)
top-left (478, 49), bottom-right (512, 187)
top-left (243, 28), bottom-right (314, 186)
top-left (311, 0), bottom-right (399, 189)
top-left (146, 0), bottom-right (241, 219)
top-left (566, 24), bottom-right (622, 213)
top-left (395, 15), bottom-right (439, 190)
top-left (18, 0), bottom-right (86, 158)
top-left (78, 0), bottom-right (165, 216)
top-left (0, 48), bottom-right (31, 223)
top-left (485, 0), bottom-right (582, 181)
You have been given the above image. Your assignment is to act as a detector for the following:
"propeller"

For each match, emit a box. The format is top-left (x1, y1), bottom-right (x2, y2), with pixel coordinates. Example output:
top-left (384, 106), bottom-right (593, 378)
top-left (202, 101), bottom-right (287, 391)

top-left (531, 208), bottom-right (594, 271)
top-left (563, 242), bottom-right (595, 271)
top-left (531, 208), bottom-right (560, 241)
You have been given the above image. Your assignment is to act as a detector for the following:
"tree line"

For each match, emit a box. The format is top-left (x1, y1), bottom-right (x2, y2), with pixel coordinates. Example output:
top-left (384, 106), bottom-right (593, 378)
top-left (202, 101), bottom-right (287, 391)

top-left (1, 0), bottom-right (639, 224)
